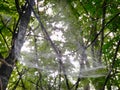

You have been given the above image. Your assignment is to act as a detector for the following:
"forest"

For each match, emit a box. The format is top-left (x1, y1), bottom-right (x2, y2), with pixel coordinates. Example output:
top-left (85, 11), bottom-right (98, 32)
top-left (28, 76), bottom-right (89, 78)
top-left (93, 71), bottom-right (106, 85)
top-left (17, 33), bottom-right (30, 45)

top-left (0, 0), bottom-right (120, 90)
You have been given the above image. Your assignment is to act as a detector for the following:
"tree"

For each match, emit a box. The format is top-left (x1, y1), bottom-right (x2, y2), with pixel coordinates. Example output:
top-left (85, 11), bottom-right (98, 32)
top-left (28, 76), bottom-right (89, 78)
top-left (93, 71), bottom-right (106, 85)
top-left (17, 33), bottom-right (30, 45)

top-left (0, 0), bottom-right (120, 90)
top-left (0, 0), bottom-right (34, 89)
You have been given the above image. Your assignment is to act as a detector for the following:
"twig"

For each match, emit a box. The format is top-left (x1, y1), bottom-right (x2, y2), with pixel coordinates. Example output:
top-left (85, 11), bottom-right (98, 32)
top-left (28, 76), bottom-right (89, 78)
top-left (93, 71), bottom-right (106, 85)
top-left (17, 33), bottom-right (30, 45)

top-left (102, 40), bottom-right (120, 90)
top-left (0, 58), bottom-right (13, 68)
top-left (12, 67), bottom-right (26, 90)
top-left (0, 32), bottom-right (10, 50)
top-left (99, 0), bottom-right (107, 62)
top-left (87, 12), bottom-right (120, 48)
top-left (0, 16), bottom-right (13, 34)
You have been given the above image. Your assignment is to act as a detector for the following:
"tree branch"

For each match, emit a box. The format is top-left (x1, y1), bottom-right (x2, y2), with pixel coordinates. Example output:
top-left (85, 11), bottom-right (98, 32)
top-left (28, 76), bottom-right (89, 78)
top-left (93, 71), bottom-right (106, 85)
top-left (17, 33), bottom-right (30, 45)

top-left (102, 40), bottom-right (120, 90)
top-left (15, 0), bottom-right (22, 15)
top-left (26, 0), bottom-right (70, 89)
top-left (0, 16), bottom-right (13, 34)
top-left (0, 58), bottom-right (13, 68)
top-left (0, 32), bottom-right (10, 50)
top-left (87, 12), bottom-right (120, 48)
top-left (99, 0), bottom-right (107, 62)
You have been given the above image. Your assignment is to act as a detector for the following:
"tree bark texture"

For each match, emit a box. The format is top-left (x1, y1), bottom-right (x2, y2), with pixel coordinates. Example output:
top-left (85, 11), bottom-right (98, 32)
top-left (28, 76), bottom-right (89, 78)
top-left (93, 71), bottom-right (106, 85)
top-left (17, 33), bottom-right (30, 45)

top-left (0, 0), bottom-right (34, 89)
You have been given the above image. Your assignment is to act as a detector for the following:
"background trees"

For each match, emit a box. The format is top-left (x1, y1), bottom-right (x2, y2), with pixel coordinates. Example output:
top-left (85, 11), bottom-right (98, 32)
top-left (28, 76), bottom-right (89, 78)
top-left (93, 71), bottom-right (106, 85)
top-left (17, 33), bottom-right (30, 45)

top-left (0, 0), bottom-right (120, 90)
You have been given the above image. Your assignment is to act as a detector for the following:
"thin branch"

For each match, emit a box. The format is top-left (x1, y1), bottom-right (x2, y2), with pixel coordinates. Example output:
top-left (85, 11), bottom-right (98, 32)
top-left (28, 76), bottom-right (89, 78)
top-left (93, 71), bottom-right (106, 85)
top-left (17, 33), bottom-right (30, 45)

top-left (12, 77), bottom-right (20, 90)
top-left (74, 78), bottom-right (81, 90)
top-left (28, 79), bottom-right (41, 87)
top-left (99, 0), bottom-right (107, 62)
top-left (26, 0), bottom-right (70, 89)
top-left (0, 15), bottom-right (13, 33)
top-left (13, 16), bottom-right (20, 36)
top-left (38, 73), bottom-right (44, 90)
top-left (15, 0), bottom-right (22, 15)
top-left (12, 67), bottom-right (26, 90)
top-left (80, 2), bottom-right (94, 20)
top-left (0, 17), bottom-right (12, 50)
top-left (33, 30), bottom-right (41, 90)
top-left (102, 40), bottom-right (120, 90)
top-left (17, 67), bottom-right (26, 89)
top-left (0, 58), bottom-right (13, 68)
top-left (87, 12), bottom-right (120, 48)
top-left (0, 32), bottom-right (10, 50)
top-left (79, 2), bottom-right (99, 46)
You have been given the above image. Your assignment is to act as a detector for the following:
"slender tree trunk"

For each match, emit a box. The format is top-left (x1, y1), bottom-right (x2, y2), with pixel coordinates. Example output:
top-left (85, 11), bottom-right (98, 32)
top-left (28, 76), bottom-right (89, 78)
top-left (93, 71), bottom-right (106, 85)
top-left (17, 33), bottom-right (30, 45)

top-left (0, 0), bottom-right (34, 89)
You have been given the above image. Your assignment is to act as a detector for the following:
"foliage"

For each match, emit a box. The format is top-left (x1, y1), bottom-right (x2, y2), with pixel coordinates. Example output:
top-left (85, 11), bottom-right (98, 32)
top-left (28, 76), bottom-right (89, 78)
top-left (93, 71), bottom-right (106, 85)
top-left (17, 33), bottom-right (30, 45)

top-left (0, 0), bottom-right (120, 90)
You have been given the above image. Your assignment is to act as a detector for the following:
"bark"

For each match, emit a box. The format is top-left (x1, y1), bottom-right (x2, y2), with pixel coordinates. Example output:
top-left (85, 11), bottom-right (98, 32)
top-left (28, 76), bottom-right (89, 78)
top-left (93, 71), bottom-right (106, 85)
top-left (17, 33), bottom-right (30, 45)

top-left (0, 0), bottom-right (34, 89)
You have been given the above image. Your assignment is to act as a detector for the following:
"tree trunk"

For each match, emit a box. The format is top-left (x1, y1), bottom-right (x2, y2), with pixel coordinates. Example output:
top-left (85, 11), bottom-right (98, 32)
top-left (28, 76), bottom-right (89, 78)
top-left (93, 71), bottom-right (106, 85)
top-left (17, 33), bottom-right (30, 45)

top-left (0, 0), bottom-right (34, 89)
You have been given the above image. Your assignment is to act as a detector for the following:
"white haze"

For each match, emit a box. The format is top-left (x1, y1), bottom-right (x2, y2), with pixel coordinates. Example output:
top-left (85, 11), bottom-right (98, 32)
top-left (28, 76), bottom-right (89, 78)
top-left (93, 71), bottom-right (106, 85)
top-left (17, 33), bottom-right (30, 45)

top-left (19, 1), bottom-right (106, 79)
top-left (20, 29), bottom-right (106, 78)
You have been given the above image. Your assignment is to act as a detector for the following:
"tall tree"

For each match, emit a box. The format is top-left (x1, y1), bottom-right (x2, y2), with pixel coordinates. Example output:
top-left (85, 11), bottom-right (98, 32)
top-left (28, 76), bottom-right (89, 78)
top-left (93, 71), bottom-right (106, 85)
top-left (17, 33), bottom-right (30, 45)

top-left (0, 0), bottom-right (34, 89)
